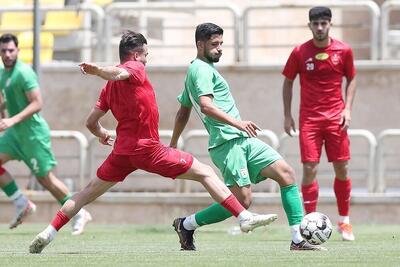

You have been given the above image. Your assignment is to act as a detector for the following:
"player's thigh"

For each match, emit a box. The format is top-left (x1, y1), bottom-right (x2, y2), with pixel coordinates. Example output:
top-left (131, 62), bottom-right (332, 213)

top-left (21, 138), bottom-right (57, 178)
top-left (245, 137), bottom-right (283, 184)
top-left (97, 152), bottom-right (137, 182)
top-left (133, 144), bottom-right (194, 179)
top-left (209, 138), bottom-right (251, 187)
top-left (324, 126), bottom-right (350, 162)
top-left (259, 159), bottom-right (296, 186)
top-left (299, 126), bottom-right (324, 163)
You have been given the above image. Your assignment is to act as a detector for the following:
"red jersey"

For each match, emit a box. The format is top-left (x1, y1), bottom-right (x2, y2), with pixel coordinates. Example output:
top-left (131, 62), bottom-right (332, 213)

top-left (282, 38), bottom-right (356, 123)
top-left (96, 61), bottom-right (160, 155)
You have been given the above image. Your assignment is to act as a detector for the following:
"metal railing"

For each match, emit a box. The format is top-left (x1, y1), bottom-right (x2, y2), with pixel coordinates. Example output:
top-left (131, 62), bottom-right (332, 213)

top-left (279, 129), bottom-right (377, 193)
top-left (381, 0), bottom-right (400, 59)
top-left (50, 130), bottom-right (88, 190)
top-left (376, 129), bottom-right (400, 192)
top-left (104, 2), bottom-right (241, 63)
top-left (0, 4), bottom-right (105, 62)
top-left (242, 0), bottom-right (380, 63)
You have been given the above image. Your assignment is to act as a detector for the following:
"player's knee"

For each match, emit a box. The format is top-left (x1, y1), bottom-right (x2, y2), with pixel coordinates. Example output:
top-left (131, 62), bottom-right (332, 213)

top-left (279, 165), bottom-right (296, 186)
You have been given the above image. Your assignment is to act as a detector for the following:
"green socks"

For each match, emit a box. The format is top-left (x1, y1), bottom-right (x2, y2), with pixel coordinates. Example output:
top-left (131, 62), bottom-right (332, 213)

top-left (281, 184), bottom-right (303, 226)
top-left (194, 202), bottom-right (232, 226)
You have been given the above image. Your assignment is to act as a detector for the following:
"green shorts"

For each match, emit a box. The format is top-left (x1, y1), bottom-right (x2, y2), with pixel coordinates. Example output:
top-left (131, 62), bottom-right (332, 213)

top-left (0, 129), bottom-right (57, 177)
top-left (209, 137), bottom-right (282, 187)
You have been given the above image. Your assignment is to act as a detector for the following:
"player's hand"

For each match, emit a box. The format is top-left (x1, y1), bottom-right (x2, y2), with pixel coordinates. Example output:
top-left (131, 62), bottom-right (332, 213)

top-left (340, 109), bottom-right (351, 131)
top-left (284, 116), bottom-right (296, 137)
top-left (235, 120), bottom-right (260, 137)
top-left (99, 133), bottom-right (114, 146)
top-left (0, 118), bottom-right (15, 131)
top-left (79, 62), bottom-right (100, 76)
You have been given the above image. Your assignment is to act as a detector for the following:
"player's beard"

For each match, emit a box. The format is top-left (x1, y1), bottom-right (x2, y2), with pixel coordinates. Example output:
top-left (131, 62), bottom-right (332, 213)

top-left (2, 57), bottom-right (16, 69)
top-left (314, 30), bottom-right (329, 42)
top-left (205, 50), bottom-right (222, 63)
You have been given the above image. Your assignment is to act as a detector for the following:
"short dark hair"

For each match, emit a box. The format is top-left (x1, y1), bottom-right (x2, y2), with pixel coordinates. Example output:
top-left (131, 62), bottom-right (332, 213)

top-left (195, 23), bottom-right (223, 44)
top-left (119, 30), bottom-right (147, 62)
top-left (309, 6), bottom-right (332, 21)
top-left (0, 33), bottom-right (18, 47)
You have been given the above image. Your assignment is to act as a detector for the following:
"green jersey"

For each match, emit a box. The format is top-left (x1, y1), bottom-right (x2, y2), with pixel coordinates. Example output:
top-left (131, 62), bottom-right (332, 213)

top-left (178, 58), bottom-right (247, 149)
top-left (0, 60), bottom-right (50, 140)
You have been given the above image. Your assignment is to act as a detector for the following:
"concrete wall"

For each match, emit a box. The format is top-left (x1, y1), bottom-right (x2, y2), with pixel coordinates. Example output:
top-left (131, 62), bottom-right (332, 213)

top-left (39, 61), bottom-right (400, 136)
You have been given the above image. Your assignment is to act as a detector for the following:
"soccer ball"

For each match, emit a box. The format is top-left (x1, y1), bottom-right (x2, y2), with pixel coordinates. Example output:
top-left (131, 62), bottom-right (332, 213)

top-left (300, 212), bottom-right (332, 245)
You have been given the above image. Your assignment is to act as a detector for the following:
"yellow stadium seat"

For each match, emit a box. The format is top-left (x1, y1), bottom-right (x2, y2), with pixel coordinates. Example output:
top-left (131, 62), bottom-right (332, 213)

top-left (0, 0), bottom-right (25, 7)
top-left (23, 0), bottom-right (64, 6)
top-left (17, 31), bottom-right (54, 64)
top-left (43, 11), bottom-right (83, 36)
top-left (90, 0), bottom-right (113, 6)
top-left (0, 12), bottom-right (33, 32)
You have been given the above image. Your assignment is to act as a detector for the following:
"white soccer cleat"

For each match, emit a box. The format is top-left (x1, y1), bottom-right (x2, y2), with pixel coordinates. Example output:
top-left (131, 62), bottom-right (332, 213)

top-left (29, 230), bottom-right (53, 254)
top-left (9, 200), bottom-right (37, 229)
top-left (337, 222), bottom-right (355, 241)
top-left (240, 213), bottom-right (278, 233)
top-left (71, 209), bottom-right (92, 235)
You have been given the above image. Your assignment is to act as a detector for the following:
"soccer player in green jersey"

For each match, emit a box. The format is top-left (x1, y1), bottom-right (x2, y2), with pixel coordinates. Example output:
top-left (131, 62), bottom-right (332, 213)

top-left (0, 33), bottom-right (91, 234)
top-left (170, 23), bottom-right (326, 251)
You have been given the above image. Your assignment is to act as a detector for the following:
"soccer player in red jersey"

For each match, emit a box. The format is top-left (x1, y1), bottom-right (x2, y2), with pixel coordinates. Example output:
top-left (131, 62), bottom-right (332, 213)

top-left (29, 31), bottom-right (276, 254)
top-left (282, 6), bottom-right (357, 241)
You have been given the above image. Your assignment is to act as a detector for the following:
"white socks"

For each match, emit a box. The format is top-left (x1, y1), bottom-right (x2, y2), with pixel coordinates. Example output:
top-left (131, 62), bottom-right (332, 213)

top-left (43, 225), bottom-right (57, 241)
top-left (10, 191), bottom-right (28, 209)
top-left (290, 224), bottom-right (303, 244)
top-left (183, 214), bottom-right (199, 231)
top-left (339, 216), bottom-right (350, 224)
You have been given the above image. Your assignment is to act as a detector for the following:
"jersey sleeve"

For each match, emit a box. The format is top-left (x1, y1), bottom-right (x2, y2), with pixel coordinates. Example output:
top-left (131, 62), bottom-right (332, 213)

top-left (177, 88), bottom-right (193, 108)
top-left (20, 67), bottom-right (39, 92)
top-left (344, 47), bottom-right (356, 79)
top-left (95, 86), bottom-right (109, 112)
top-left (192, 65), bottom-right (214, 97)
top-left (121, 61), bottom-right (146, 85)
top-left (282, 48), bottom-right (299, 80)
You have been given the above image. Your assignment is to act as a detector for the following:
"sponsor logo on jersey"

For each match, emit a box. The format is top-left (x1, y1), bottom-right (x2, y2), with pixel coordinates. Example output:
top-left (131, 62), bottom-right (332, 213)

top-left (331, 53), bottom-right (340, 65)
top-left (315, 52), bottom-right (329, 60)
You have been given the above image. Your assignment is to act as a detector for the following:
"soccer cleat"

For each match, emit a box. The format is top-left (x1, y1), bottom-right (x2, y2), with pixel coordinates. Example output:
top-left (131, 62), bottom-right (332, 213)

top-left (9, 200), bottom-right (37, 229)
top-left (71, 209), bottom-right (92, 235)
top-left (290, 240), bottom-right (327, 251)
top-left (239, 213), bottom-right (278, 233)
top-left (172, 217), bottom-right (196, 251)
top-left (337, 222), bottom-right (355, 241)
top-left (29, 230), bottom-right (53, 254)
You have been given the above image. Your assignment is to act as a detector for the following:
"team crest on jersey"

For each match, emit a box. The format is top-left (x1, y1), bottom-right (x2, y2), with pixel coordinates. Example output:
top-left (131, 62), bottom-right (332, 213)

top-left (315, 52), bottom-right (329, 60)
top-left (331, 53), bottom-right (340, 65)
top-left (240, 168), bottom-right (248, 178)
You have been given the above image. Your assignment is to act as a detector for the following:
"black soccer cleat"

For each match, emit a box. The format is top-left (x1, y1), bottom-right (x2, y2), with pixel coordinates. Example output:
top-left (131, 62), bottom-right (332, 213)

top-left (290, 240), bottom-right (327, 251)
top-left (172, 217), bottom-right (196, 251)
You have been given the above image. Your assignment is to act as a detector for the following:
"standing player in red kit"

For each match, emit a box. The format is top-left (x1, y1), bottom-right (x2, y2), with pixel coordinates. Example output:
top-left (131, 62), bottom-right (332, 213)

top-left (29, 31), bottom-right (277, 254)
top-left (282, 6), bottom-right (357, 241)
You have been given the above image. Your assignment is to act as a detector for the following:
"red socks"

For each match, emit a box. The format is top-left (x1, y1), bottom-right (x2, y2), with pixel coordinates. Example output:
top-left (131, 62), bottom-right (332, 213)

top-left (51, 210), bottom-right (71, 231)
top-left (220, 194), bottom-right (245, 217)
top-left (334, 177), bottom-right (351, 216)
top-left (301, 181), bottom-right (319, 214)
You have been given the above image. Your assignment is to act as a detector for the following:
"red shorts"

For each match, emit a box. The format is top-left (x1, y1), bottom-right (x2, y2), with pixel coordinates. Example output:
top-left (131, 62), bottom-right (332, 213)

top-left (97, 141), bottom-right (194, 182)
top-left (299, 121), bottom-right (350, 163)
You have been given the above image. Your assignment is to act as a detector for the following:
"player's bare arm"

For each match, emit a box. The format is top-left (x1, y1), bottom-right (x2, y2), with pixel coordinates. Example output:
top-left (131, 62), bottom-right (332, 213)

top-left (0, 89), bottom-right (42, 131)
top-left (199, 95), bottom-right (260, 137)
top-left (79, 62), bottom-right (130, 81)
top-left (170, 105), bottom-right (192, 148)
top-left (282, 77), bottom-right (296, 136)
top-left (86, 107), bottom-right (114, 146)
top-left (340, 77), bottom-right (357, 130)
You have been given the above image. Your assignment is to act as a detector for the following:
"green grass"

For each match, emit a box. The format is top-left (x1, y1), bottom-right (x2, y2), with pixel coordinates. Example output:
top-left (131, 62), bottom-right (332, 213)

top-left (0, 223), bottom-right (399, 267)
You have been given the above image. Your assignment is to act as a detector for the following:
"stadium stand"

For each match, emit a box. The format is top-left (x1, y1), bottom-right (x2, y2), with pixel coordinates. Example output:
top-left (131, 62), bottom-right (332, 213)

top-left (17, 31), bottom-right (54, 64)
top-left (0, 12), bottom-right (34, 32)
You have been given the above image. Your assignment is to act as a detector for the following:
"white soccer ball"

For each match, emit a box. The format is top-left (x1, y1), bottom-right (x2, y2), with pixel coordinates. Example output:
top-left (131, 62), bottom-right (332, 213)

top-left (300, 212), bottom-right (332, 245)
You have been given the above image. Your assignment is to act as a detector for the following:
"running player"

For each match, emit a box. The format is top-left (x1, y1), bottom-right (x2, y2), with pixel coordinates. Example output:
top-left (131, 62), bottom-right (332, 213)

top-left (29, 30), bottom-right (277, 254)
top-left (170, 23), bottom-right (325, 251)
top-left (0, 33), bottom-right (91, 235)
top-left (282, 6), bottom-right (357, 241)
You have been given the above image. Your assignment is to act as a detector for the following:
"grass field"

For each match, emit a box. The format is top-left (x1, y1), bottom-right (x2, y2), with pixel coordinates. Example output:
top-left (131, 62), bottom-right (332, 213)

top-left (0, 223), bottom-right (399, 267)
